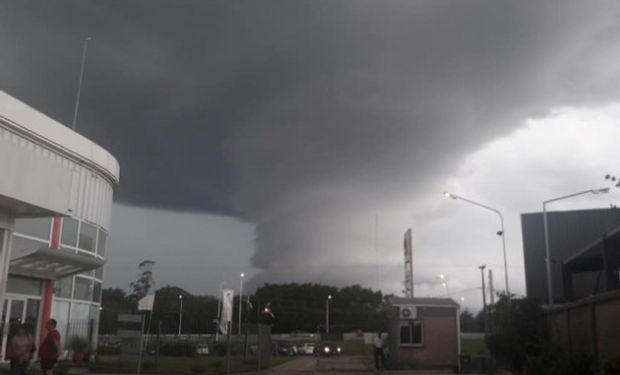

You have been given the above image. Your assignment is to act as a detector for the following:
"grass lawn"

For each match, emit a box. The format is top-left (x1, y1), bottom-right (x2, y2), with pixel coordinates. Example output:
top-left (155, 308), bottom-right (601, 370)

top-left (335, 340), bottom-right (374, 356)
top-left (95, 354), bottom-right (295, 374)
top-left (461, 337), bottom-right (489, 357)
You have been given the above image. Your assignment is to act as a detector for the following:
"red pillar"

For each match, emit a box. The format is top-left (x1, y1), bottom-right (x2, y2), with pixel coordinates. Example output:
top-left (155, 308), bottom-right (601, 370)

top-left (39, 217), bottom-right (61, 342)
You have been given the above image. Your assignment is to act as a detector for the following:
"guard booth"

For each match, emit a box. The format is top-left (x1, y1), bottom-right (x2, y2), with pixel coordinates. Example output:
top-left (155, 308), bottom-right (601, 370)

top-left (387, 297), bottom-right (460, 371)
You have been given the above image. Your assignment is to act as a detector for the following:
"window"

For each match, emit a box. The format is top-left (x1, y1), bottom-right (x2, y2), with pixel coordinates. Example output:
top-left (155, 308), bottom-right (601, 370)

top-left (78, 222), bottom-right (97, 252)
top-left (95, 267), bottom-right (103, 280)
top-left (79, 270), bottom-right (94, 277)
top-left (6, 276), bottom-right (41, 296)
top-left (61, 218), bottom-right (79, 247)
top-left (55, 277), bottom-right (73, 298)
top-left (73, 277), bottom-right (93, 301)
top-left (92, 281), bottom-right (102, 302)
top-left (11, 236), bottom-right (46, 258)
top-left (97, 229), bottom-right (107, 257)
top-left (400, 320), bottom-right (422, 345)
top-left (14, 217), bottom-right (51, 240)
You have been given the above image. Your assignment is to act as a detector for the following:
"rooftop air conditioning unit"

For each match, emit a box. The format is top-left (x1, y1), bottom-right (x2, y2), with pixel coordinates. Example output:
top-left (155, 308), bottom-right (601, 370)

top-left (399, 305), bottom-right (417, 320)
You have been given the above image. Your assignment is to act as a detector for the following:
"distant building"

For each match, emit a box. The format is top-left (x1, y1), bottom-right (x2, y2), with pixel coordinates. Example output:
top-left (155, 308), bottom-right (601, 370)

top-left (521, 208), bottom-right (620, 303)
top-left (521, 208), bottom-right (620, 365)
top-left (0, 91), bottom-right (119, 358)
top-left (386, 297), bottom-right (460, 371)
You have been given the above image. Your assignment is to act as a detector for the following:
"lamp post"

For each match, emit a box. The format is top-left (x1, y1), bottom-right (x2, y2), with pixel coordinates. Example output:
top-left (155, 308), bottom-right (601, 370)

top-left (72, 36), bottom-right (92, 131)
top-left (479, 265), bottom-right (488, 335)
top-left (238, 273), bottom-right (244, 336)
top-left (543, 187), bottom-right (610, 305)
top-left (178, 294), bottom-right (183, 336)
top-left (443, 192), bottom-right (510, 298)
top-left (326, 295), bottom-right (332, 334)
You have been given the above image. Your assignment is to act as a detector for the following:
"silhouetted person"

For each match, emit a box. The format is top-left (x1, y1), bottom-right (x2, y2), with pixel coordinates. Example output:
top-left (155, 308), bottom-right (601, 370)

top-left (373, 332), bottom-right (386, 370)
top-left (39, 319), bottom-right (61, 375)
top-left (9, 324), bottom-right (34, 375)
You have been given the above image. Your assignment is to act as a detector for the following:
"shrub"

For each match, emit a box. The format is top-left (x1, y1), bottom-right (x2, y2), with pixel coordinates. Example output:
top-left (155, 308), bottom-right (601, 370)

top-left (603, 354), bottom-right (620, 375)
top-left (69, 336), bottom-right (89, 352)
top-left (212, 340), bottom-right (243, 356)
top-left (160, 341), bottom-right (197, 357)
top-left (525, 347), bottom-right (595, 375)
top-left (97, 342), bottom-right (120, 355)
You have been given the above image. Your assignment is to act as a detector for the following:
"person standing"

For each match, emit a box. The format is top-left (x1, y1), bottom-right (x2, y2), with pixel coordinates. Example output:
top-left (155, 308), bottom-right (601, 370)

top-left (373, 332), bottom-right (386, 370)
top-left (9, 324), bottom-right (34, 375)
top-left (39, 319), bottom-right (61, 375)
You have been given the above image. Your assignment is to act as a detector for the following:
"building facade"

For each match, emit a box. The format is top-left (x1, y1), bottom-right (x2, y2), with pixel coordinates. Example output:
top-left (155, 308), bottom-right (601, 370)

top-left (521, 208), bottom-right (620, 303)
top-left (0, 91), bottom-right (119, 359)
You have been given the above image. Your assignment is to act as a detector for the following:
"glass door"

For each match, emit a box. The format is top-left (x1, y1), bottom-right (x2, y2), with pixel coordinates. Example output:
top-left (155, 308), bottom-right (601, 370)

top-left (0, 297), bottom-right (39, 361)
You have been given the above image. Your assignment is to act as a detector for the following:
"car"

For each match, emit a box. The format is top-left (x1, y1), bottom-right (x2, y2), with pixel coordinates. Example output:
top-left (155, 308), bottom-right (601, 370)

top-left (300, 342), bottom-right (315, 355)
top-left (314, 341), bottom-right (342, 357)
top-left (196, 343), bottom-right (209, 356)
top-left (273, 341), bottom-right (297, 356)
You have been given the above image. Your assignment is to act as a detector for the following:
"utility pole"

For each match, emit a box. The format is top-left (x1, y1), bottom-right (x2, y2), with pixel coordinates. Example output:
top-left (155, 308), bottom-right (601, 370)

top-left (488, 269), bottom-right (495, 305)
top-left (479, 265), bottom-right (488, 335)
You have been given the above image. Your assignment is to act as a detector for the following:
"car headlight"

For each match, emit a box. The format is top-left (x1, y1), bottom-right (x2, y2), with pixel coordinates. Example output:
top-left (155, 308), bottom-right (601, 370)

top-left (324, 347), bottom-right (330, 353)
top-left (337, 347), bottom-right (341, 353)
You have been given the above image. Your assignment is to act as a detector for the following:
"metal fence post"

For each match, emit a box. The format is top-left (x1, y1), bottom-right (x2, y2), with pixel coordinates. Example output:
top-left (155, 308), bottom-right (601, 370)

top-left (226, 321), bottom-right (232, 374)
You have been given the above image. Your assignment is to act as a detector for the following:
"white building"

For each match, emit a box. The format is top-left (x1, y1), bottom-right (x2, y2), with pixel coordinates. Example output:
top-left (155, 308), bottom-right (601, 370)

top-left (0, 91), bottom-right (119, 358)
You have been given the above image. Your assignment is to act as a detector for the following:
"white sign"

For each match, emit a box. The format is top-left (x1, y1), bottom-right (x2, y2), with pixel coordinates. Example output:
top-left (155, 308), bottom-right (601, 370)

top-left (219, 289), bottom-right (234, 334)
top-left (137, 294), bottom-right (155, 311)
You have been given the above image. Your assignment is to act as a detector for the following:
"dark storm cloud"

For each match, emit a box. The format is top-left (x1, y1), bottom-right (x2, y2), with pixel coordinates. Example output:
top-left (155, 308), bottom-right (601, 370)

top-left (2, 1), bottom-right (620, 289)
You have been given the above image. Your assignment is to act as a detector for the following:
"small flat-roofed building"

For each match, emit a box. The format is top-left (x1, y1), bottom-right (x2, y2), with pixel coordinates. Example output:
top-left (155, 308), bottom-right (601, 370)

top-left (387, 297), bottom-right (460, 371)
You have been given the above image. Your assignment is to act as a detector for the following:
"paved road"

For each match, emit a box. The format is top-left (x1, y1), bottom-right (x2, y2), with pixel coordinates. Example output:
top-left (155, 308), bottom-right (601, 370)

top-left (91, 355), bottom-right (480, 375)
top-left (277, 355), bottom-right (372, 372)
top-left (260, 355), bottom-right (459, 375)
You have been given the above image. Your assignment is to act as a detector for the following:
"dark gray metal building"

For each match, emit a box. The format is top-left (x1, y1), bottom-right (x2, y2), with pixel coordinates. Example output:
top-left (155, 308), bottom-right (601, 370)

top-left (521, 208), bottom-right (620, 303)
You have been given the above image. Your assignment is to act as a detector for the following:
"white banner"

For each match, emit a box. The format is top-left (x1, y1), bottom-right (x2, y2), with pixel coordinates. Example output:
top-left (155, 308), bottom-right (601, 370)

top-left (138, 294), bottom-right (155, 311)
top-left (219, 289), bottom-right (234, 334)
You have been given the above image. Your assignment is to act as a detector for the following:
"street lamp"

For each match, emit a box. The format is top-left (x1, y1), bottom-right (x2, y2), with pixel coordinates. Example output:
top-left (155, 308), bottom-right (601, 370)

top-left (443, 192), bottom-right (511, 298)
top-left (238, 273), bottom-right (245, 336)
top-left (72, 36), bottom-right (92, 130)
top-left (543, 187), bottom-right (610, 305)
top-left (326, 295), bottom-right (332, 334)
top-left (178, 294), bottom-right (183, 336)
top-left (439, 274), bottom-right (449, 296)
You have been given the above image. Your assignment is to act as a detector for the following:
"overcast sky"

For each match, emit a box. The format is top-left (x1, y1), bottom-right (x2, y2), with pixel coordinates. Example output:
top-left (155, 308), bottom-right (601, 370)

top-left (2, 1), bottom-right (620, 311)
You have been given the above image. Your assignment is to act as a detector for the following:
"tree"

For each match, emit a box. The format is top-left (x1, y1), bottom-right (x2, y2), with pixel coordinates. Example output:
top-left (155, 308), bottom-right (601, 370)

top-left (130, 260), bottom-right (156, 300)
top-left (99, 288), bottom-right (136, 334)
top-left (460, 309), bottom-right (482, 332)
top-left (149, 286), bottom-right (219, 334)
top-left (485, 294), bottom-right (546, 371)
top-left (251, 283), bottom-right (386, 333)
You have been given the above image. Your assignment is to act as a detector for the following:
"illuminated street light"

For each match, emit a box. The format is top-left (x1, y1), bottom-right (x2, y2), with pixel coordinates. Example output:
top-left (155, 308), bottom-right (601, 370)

top-left (238, 273), bottom-right (245, 335)
top-left (443, 192), bottom-right (510, 298)
top-left (326, 295), bottom-right (332, 334)
top-left (178, 294), bottom-right (183, 336)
